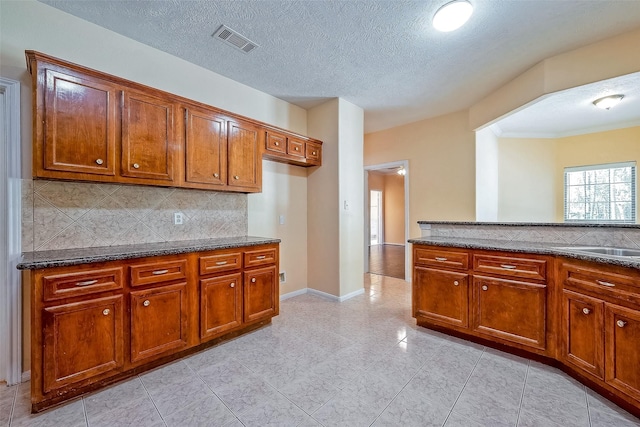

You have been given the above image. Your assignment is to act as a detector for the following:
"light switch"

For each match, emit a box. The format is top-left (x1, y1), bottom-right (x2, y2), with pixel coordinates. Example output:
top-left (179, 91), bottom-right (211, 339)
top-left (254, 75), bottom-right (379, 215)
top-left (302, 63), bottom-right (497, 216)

top-left (279, 215), bottom-right (285, 225)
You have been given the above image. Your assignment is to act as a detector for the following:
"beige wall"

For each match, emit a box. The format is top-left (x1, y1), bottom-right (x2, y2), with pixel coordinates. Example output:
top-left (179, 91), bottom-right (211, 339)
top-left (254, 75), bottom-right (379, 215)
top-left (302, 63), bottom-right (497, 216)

top-left (383, 174), bottom-right (405, 245)
top-left (364, 111), bottom-right (476, 238)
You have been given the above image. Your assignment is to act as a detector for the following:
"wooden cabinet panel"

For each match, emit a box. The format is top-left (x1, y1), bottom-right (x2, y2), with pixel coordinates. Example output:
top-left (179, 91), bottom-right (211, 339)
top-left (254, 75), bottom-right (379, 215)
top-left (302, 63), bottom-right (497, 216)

top-left (414, 248), bottom-right (469, 270)
top-left (287, 136), bottom-right (305, 158)
top-left (43, 295), bottom-right (123, 392)
top-left (43, 266), bottom-right (123, 301)
top-left (199, 252), bottom-right (242, 275)
top-left (129, 259), bottom-right (187, 287)
top-left (473, 254), bottom-right (546, 281)
top-left (184, 107), bottom-right (227, 187)
top-left (472, 275), bottom-right (546, 350)
top-left (130, 283), bottom-right (188, 363)
top-left (563, 263), bottom-right (640, 307)
top-left (413, 266), bottom-right (469, 328)
top-left (606, 304), bottom-right (640, 401)
top-left (305, 141), bottom-right (322, 166)
top-left (42, 69), bottom-right (117, 177)
top-left (121, 91), bottom-right (175, 183)
top-left (265, 132), bottom-right (286, 154)
top-left (244, 247), bottom-right (278, 268)
top-left (227, 119), bottom-right (262, 192)
top-left (244, 265), bottom-right (278, 323)
top-left (200, 273), bottom-right (242, 340)
top-left (561, 290), bottom-right (605, 378)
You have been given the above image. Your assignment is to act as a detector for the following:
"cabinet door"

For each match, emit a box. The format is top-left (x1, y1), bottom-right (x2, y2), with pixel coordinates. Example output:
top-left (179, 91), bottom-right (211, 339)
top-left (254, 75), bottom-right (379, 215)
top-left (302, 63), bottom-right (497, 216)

top-left (305, 141), bottom-right (322, 166)
top-left (227, 119), bottom-right (263, 192)
top-left (130, 283), bottom-right (188, 363)
top-left (472, 276), bottom-right (546, 350)
top-left (561, 290), bottom-right (604, 379)
top-left (605, 304), bottom-right (640, 401)
top-left (413, 266), bottom-right (469, 328)
top-left (244, 265), bottom-right (277, 323)
top-left (42, 69), bottom-right (117, 177)
top-left (200, 273), bottom-right (242, 341)
top-left (121, 91), bottom-right (175, 183)
top-left (185, 108), bottom-right (227, 187)
top-left (43, 295), bottom-right (123, 392)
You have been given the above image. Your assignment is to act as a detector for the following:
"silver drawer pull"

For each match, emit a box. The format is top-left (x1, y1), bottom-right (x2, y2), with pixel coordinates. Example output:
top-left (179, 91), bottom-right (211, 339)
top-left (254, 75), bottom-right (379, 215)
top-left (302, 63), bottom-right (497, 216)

top-left (216, 261), bottom-right (228, 265)
top-left (230, 283), bottom-right (235, 288)
top-left (482, 285), bottom-right (488, 291)
top-left (435, 257), bottom-right (448, 262)
top-left (152, 269), bottom-right (169, 275)
top-left (143, 300), bottom-right (150, 307)
top-left (76, 280), bottom-right (98, 287)
top-left (596, 280), bottom-right (616, 287)
top-left (617, 320), bottom-right (627, 328)
top-left (312, 151), bottom-right (317, 155)
top-left (256, 255), bottom-right (267, 260)
top-left (274, 141), bottom-right (279, 146)
top-left (95, 158), bottom-right (104, 165)
top-left (251, 278), bottom-right (256, 283)
top-left (453, 281), bottom-right (459, 286)
top-left (234, 175), bottom-right (239, 180)
top-left (582, 308), bottom-right (591, 315)
top-left (213, 173), bottom-right (219, 178)
top-left (102, 309), bottom-right (110, 316)
top-left (500, 264), bottom-right (517, 269)
top-left (133, 163), bottom-right (140, 169)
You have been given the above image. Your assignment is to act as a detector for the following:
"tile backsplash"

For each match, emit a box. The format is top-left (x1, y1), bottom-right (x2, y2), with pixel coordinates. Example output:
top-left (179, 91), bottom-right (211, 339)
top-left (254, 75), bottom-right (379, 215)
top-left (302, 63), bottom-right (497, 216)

top-left (22, 179), bottom-right (248, 252)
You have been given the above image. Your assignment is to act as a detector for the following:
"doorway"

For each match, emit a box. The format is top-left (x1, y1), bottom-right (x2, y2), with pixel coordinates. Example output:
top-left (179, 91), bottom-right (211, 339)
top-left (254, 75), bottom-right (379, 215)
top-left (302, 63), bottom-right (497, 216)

top-left (364, 161), bottom-right (409, 281)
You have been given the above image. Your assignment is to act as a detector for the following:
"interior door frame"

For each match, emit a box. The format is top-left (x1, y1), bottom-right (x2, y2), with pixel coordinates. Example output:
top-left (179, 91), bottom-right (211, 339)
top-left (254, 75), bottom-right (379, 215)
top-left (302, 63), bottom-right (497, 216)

top-left (1, 77), bottom-right (22, 385)
top-left (364, 160), bottom-right (410, 282)
top-left (369, 189), bottom-right (383, 245)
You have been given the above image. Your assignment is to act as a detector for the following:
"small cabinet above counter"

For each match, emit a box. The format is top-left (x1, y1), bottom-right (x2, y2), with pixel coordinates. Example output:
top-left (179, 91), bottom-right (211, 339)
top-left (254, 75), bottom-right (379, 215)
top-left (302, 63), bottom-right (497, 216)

top-left (26, 50), bottom-right (322, 193)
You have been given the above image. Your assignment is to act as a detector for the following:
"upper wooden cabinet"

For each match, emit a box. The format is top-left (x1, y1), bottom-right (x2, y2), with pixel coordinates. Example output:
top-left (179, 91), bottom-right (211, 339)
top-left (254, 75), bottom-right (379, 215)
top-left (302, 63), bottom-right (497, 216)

top-left (26, 51), bottom-right (322, 192)
top-left (264, 129), bottom-right (323, 167)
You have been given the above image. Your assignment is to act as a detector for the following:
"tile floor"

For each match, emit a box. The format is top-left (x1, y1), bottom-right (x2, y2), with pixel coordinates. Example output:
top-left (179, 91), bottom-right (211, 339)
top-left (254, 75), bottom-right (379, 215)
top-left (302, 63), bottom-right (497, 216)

top-left (2, 274), bottom-right (640, 427)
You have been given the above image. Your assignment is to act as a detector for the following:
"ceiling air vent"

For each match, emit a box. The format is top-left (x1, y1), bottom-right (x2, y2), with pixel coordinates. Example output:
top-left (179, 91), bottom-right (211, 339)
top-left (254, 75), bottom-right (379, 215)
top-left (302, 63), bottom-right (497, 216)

top-left (213, 25), bottom-right (259, 54)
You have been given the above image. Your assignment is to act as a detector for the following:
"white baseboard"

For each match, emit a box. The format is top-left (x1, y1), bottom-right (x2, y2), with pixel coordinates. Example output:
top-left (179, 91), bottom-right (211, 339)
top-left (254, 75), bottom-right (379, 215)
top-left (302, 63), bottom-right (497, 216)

top-left (279, 288), bottom-right (308, 301)
top-left (383, 242), bottom-right (405, 246)
top-left (21, 370), bottom-right (30, 383)
top-left (337, 288), bottom-right (365, 302)
top-left (306, 287), bottom-right (365, 302)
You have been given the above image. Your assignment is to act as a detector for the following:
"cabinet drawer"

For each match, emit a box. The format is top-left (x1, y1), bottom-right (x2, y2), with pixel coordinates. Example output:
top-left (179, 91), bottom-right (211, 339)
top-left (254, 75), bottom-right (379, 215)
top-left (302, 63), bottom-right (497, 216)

top-left (43, 267), bottom-right (123, 301)
top-left (306, 142), bottom-right (321, 164)
top-left (199, 252), bottom-right (242, 275)
top-left (414, 247), bottom-right (469, 270)
top-left (562, 263), bottom-right (640, 306)
top-left (473, 254), bottom-right (546, 281)
top-left (265, 132), bottom-right (286, 154)
top-left (244, 247), bottom-right (277, 268)
top-left (287, 137), bottom-right (305, 158)
top-left (129, 259), bottom-right (187, 287)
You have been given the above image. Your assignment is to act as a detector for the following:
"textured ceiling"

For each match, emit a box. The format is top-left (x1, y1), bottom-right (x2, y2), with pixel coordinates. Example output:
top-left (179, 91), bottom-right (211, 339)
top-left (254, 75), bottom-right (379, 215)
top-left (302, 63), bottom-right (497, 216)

top-left (39, 0), bottom-right (640, 134)
top-left (493, 72), bottom-right (640, 138)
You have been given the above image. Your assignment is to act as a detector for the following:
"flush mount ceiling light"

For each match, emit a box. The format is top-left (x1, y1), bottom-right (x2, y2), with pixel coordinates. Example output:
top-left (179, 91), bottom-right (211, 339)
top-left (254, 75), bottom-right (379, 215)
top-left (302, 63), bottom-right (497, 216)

top-left (592, 94), bottom-right (624, 110)
top-left (397, 167), bottom-right (406, 176)
top-left (433, 0), bottom-right (473, 32)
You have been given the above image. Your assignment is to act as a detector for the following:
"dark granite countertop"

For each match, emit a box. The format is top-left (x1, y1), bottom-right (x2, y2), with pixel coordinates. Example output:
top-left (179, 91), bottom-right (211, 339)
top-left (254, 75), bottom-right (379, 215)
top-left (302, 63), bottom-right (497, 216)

top-left (18, 236), bottom-right (281, 270)
top-left (408, 236), bottom-right (640, 271)
top-left (416, 221), bottom-right (640, 229)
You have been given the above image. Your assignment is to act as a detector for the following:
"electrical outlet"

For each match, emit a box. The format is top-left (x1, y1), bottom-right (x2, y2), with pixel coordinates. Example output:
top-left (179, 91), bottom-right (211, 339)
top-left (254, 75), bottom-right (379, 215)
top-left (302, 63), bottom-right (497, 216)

top-left (173, 212), bottom-right (184, 225)
top-left (279, 272), bottom-right (286, 283)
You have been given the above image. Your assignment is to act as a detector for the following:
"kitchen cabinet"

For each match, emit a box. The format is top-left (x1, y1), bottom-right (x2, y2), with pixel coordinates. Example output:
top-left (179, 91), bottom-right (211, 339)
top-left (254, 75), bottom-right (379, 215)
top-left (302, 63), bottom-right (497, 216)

top-left (130, 283), bottom-right (188, 363)
top-left (42, 295), bottom-right (124, 393)
top-left (120, 90), bottom-right (177, 185)
top-left (28, 242), bottom-right (279, 412)
top-left (264, 129), bottom-right (323, 167)
top-left (605, 304), bottom-right (640, 401)
top-left (27, 50), bottom-right (323, 193)
top-left (413, 266), bottom-right (469, 328)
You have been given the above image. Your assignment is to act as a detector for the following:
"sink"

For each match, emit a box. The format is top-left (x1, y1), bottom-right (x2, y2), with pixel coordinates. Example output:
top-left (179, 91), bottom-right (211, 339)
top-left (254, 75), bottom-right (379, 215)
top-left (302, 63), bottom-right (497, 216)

top-left (556, 246), bottom-right (640, 257)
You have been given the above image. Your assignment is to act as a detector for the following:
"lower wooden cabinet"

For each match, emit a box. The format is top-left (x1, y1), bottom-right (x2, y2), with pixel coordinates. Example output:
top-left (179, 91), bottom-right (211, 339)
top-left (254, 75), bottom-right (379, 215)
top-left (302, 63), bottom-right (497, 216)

top-left (413, 266), bottom-right (469, 328)
top-left (472, 276), bottom-right (546, 350)
top-left (29, 243), bottom-right (279, 412)
top-left (130, 283), bottom-right (188, 363)
top-left (605, 304), bottom-right (640, 401)
top-left (42, 295), bottom-right (124, 393)
top-left (561, 290), bottom-right (605, 378)
top-left (200, 273), bottom-right (242, 340)
top-left (244, 265), bottom-right (278, 323)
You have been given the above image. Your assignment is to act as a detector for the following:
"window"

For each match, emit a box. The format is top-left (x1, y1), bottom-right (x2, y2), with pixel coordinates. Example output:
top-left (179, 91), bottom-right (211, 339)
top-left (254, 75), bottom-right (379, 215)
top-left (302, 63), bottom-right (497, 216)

top-left (564, 162), bottom-right (636, 223)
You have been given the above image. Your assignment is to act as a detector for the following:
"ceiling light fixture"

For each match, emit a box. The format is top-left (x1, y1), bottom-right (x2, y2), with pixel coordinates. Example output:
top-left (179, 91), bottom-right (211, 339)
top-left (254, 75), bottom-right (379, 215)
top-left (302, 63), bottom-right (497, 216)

top-left (397, 167), bottom-right (406, 176)
top-left (592, 94), bottom-right (624, 110)
top-left (433, 0), bottom-right (474, 32)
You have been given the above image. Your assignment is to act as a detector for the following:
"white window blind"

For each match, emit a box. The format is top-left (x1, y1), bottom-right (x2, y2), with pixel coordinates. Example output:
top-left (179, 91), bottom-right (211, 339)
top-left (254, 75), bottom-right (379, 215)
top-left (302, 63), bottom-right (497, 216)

top-left (564, 162), bottom-right (636, 223)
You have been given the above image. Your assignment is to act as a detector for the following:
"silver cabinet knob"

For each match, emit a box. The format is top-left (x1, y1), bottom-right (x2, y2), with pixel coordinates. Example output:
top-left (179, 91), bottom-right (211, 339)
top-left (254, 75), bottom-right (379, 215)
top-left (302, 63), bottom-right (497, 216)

top-left (213, 172), bottom-right (219, 178)
top-left (453, 281), bottom-right (459, 286)
top-left (95, 159), bottom-right (104, 165)
top-left (481, 285), bottom-right (488, 291)
top-left (312, 151), bottom-right (317, 155)
top-left (582, 308), bottom-right (591, 315)
top-left (617, 320), bottom-right (627, 328)
top-left (274, 141), bottom-right (279, 146)
top-left (143, 300), bottom-right (150, 307)
top-left (294, 147), bottom-right (299, 151)
top-left (133, 163), bottom-right (140, 169)
top-left (234, 175), bottom-right (239, 180)
top-left (103, 309), bottom-right (110, 316)
top-left (251, 278), bottom-right (256, 283)
top-left (230, 283), bottom-right (235, 288)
